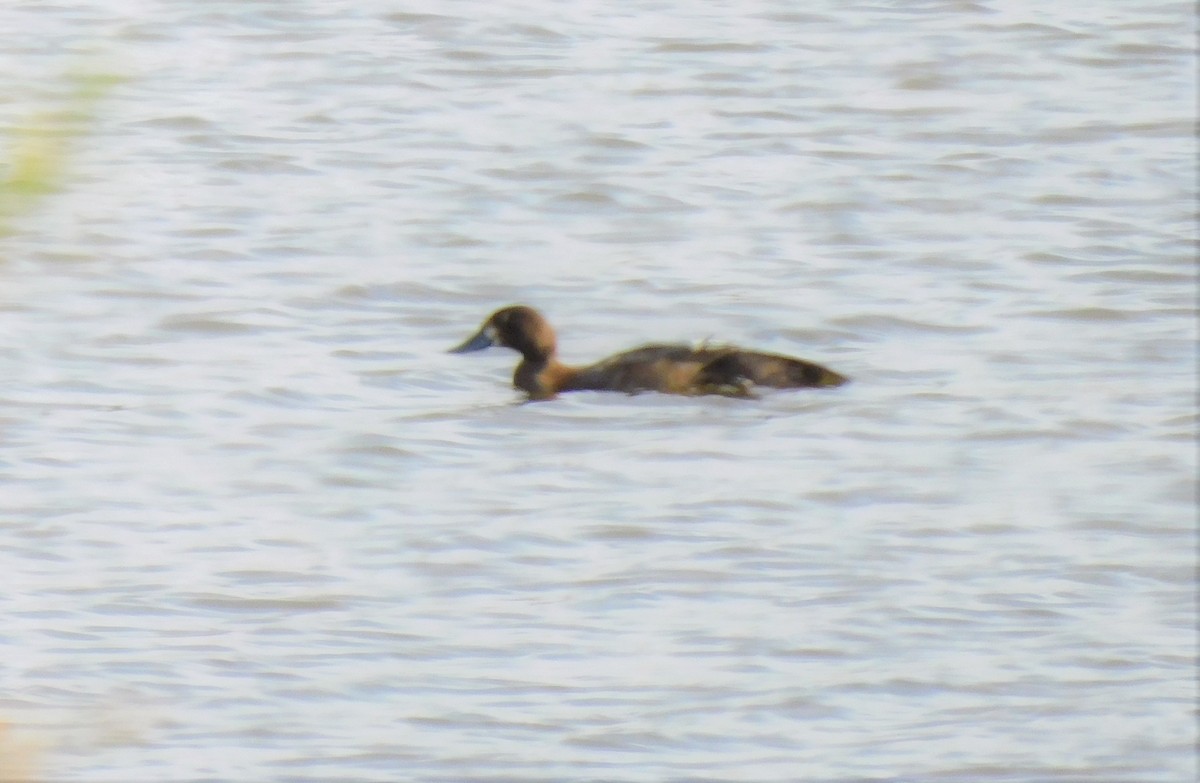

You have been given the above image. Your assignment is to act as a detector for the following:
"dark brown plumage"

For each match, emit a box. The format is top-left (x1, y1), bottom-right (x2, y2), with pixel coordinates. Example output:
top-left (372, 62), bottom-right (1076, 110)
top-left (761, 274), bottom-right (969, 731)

top-left (449, 305), bottom-right (848, 400)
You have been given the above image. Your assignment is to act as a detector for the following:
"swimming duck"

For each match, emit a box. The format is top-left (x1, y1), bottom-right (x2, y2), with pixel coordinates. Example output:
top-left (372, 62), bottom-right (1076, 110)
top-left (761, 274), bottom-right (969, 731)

top-left (450, 305), bottom-right (848, 400)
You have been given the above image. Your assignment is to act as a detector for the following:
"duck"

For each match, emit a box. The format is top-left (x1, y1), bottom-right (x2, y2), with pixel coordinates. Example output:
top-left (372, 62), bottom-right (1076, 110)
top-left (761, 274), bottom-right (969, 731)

top-left (449, 305), bottom-right (848, 400)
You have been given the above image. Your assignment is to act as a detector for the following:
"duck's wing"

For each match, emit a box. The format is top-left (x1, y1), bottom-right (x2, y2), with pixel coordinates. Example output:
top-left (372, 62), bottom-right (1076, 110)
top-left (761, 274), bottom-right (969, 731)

top-left (561, 344), bottom-right (716, 395)
top-left (698, 348), bottom-right (848, 389)
top-left (560, 344), bottom-right (846, 396)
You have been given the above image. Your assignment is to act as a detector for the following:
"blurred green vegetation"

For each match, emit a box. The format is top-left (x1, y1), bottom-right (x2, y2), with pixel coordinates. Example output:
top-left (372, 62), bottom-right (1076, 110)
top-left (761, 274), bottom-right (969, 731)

top-left (0, 70), bottom-right (121, 236)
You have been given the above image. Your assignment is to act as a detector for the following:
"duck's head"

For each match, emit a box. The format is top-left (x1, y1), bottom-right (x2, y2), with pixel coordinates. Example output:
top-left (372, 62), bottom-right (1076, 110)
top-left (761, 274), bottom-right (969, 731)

top-left (449, 305), bottom-right (557, 361)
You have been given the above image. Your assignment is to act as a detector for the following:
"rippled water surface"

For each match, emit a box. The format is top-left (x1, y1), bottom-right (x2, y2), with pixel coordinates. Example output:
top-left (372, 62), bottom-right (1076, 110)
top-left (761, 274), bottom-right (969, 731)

top-left (1, 1), bottom-right (1195, 781)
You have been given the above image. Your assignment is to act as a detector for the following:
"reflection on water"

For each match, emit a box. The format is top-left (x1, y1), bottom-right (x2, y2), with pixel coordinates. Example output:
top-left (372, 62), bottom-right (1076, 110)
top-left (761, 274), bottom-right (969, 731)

top-left (0, 0), bottom-right (1195, 781)
top-left (0, 719), bottom-right (45, 783)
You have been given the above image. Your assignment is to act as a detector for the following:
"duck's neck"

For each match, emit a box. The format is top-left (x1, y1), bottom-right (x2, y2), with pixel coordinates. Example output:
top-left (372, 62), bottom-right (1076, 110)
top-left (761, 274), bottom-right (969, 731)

top-left (514, 354), bottom-right (575, 400)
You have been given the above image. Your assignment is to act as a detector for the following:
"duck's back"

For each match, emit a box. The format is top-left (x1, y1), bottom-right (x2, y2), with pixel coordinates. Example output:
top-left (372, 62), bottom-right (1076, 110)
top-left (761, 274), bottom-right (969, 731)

top-left (561, 343), bottom-right (846, 396)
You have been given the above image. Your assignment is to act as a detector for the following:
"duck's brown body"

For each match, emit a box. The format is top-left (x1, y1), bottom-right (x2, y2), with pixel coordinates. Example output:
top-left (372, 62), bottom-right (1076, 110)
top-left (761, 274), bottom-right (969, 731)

top-left (450, 305), bottom-right (848, 400)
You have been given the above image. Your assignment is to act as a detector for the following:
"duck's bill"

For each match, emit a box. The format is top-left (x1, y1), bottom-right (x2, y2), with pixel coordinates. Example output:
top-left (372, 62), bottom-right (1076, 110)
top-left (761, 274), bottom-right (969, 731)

top-left (448, 328), bottom-right (495, 353)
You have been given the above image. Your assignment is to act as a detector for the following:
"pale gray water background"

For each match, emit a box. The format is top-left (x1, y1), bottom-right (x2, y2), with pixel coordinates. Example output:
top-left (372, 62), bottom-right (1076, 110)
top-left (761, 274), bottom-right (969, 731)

top-left (0, 1), bottom-right (1195, 781)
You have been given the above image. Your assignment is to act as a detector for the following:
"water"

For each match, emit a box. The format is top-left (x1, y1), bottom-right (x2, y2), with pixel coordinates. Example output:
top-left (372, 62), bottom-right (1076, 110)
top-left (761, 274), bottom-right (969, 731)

top-left (0, 1), bottom-right (1194, 781)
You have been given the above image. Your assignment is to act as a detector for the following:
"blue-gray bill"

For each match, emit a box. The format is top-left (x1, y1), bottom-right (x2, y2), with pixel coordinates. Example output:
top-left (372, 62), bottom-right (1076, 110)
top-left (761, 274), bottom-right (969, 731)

top-left (448, 328), bottom-right (495, 354)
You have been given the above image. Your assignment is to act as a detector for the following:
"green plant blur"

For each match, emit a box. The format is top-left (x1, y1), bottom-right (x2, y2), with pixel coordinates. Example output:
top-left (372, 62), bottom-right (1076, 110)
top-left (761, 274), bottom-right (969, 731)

top-left (0, 69), bottom-right (121, 236)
